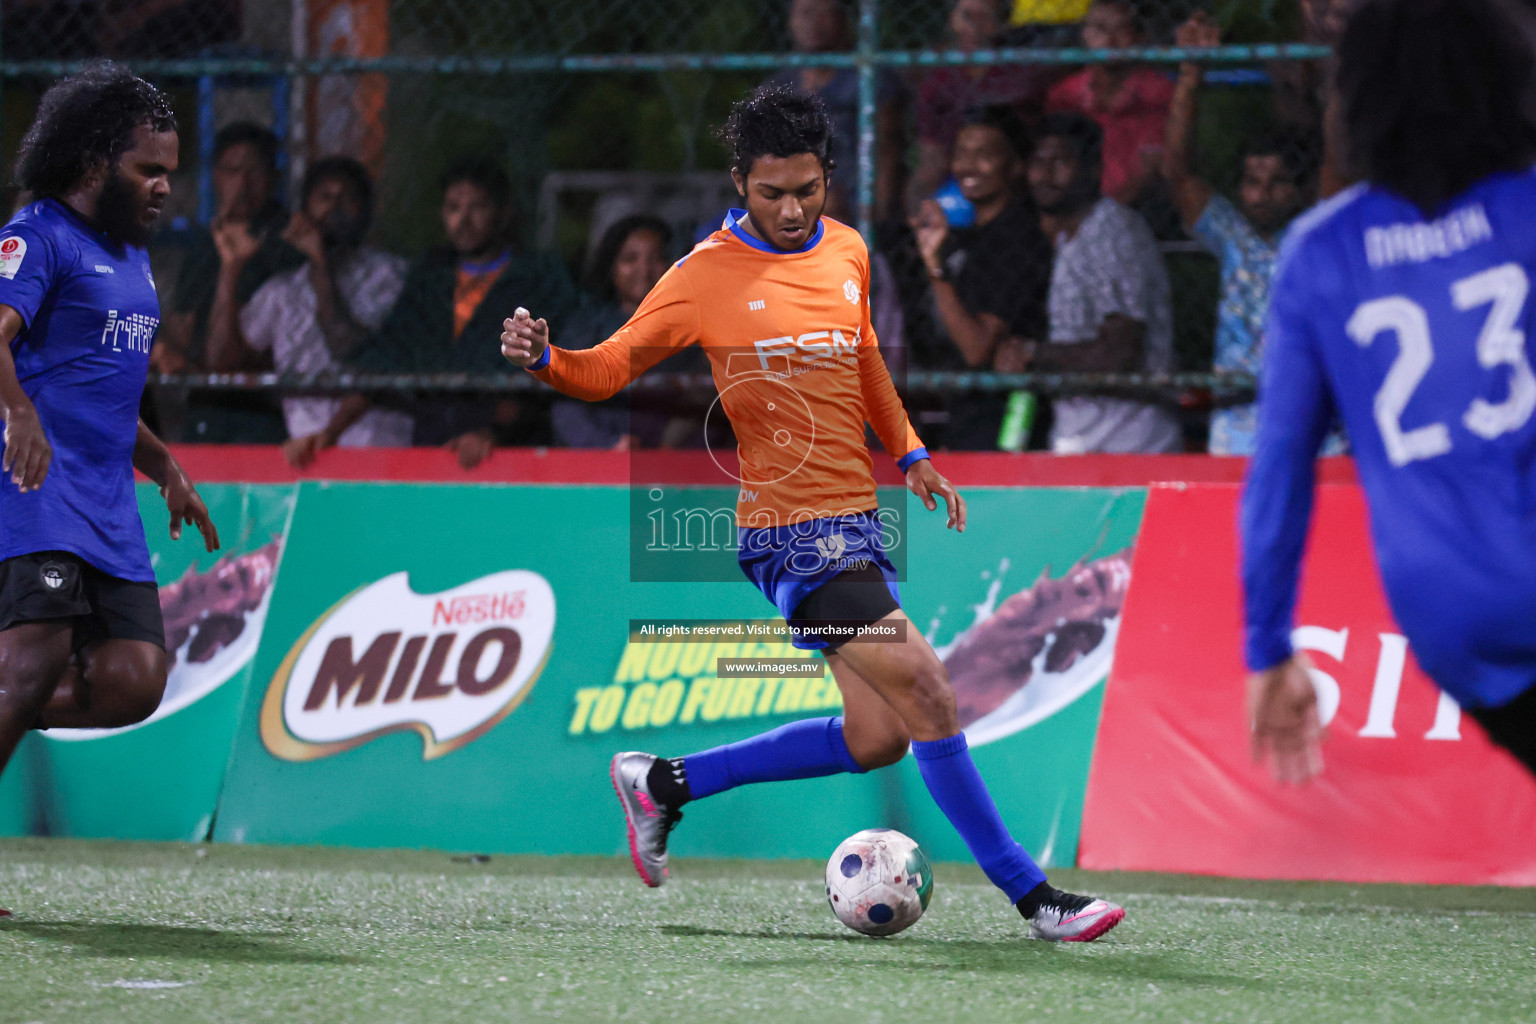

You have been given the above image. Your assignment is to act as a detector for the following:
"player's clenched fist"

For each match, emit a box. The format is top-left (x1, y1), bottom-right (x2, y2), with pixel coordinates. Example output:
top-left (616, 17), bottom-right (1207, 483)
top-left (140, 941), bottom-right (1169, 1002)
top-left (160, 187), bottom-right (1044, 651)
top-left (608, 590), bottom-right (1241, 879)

top-left (500, 306), bottom-right (549, 368)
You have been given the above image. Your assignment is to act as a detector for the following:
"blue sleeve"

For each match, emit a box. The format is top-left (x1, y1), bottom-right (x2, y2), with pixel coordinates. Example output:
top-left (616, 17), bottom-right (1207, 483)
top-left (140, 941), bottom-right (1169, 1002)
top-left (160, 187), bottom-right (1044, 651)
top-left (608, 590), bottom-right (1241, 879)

top-left (1239, 242), bottom-right (1336, 671)
top-left (0, 223), bottom-right (60, 329)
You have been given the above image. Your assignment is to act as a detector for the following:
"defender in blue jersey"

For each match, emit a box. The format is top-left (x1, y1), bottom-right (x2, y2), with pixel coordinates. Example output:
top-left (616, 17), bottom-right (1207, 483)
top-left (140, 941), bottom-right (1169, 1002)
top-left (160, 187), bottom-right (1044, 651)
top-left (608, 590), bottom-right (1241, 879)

top-left (0, 66), bottom-right (219, 797)
top-left (1243, 0), bottom-right (1536, 780)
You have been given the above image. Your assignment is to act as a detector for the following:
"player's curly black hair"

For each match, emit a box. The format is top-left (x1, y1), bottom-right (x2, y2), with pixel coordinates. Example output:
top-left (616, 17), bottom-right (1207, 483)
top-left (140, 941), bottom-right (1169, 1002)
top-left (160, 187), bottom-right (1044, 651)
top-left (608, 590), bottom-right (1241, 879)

top-left (15, 62), bottom-right (177, 198)
top-left (717, 84), bottom-right (835, 178)
top-left (1339, 0), bottom-right (1536, 214)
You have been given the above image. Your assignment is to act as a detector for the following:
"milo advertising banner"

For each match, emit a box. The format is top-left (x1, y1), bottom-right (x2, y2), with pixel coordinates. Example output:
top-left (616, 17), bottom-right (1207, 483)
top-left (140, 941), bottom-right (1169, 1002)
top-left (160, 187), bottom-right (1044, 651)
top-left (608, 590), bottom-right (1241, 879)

top-left (0, 483), bottom-right (296, 840)
top-left (213, 482), bottom-right (1144, 867)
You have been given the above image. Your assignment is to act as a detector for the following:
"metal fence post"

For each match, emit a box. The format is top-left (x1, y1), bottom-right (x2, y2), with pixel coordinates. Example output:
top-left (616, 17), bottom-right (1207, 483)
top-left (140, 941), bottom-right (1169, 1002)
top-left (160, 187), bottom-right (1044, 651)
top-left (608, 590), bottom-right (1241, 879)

top-left (856, 0), bottom-right (878, 245)
top-left (197, 75), bottom-right (216, 226)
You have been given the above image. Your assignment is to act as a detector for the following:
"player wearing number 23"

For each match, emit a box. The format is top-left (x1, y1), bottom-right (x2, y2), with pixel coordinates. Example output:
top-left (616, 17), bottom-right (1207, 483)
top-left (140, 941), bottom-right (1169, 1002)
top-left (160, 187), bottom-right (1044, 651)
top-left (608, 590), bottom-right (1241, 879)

top-left (1242, 0), bottom-right (1536, 780)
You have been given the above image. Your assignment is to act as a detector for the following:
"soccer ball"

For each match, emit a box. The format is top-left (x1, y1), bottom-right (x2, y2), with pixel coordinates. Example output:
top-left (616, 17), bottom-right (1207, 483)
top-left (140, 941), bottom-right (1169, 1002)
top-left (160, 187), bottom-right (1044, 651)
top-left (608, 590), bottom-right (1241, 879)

top-left (824, 828), bottom-right (933, 936)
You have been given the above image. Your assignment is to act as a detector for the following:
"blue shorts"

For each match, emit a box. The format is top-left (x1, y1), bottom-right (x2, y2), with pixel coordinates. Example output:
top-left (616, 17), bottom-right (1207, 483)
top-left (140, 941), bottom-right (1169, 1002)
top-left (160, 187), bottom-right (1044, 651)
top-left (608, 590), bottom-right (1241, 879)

top-left (737, 510), bottom-right (902, 651)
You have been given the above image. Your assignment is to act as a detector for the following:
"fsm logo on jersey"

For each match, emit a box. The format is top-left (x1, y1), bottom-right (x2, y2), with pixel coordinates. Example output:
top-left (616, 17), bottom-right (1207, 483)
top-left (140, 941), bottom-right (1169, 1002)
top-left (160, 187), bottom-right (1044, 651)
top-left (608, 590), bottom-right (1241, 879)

top-left (261, 570), bottom-right (555, 761)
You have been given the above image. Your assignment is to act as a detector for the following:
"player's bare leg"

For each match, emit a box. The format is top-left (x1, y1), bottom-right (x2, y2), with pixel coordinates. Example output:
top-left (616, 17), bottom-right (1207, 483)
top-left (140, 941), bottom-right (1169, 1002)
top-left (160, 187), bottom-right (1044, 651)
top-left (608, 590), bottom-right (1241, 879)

top-left (820, 610), bottom-right (957, 739)
top-left (0, 622), bottom-right (74, 773)
top-left (829, 608), bottom-right (1124, 941)
top-left (33, 639), bottom-right (166, 730)
top-left (0, 623), bottom-right (73, 919)
top-left (826, 655), bottom-right (910, 770)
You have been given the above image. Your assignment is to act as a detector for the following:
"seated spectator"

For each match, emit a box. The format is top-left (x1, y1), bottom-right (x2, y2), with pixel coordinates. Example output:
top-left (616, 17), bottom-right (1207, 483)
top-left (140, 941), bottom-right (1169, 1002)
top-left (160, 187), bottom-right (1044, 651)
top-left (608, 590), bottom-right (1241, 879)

top-left (912, 106), bottom-right (1053, 449)
top-left (1045, 0), bottom-right (1173, 208)
top-left (307, 157), bottom-right (583, 468)
top-left (909, 0), bottom-right (1061, 206)
top-left (1023, 113), bottom-right (1181, 453)
top-left (153, 121), bottom-right (303, 442)
top-left (1164, 13), bottom-right (1319, 455)
top-left (552, 215), bottom-right (677, 449)
top-left (209, 156), bottom-right (412, 455)
top-left (764, 0), bottom-right (905, 221)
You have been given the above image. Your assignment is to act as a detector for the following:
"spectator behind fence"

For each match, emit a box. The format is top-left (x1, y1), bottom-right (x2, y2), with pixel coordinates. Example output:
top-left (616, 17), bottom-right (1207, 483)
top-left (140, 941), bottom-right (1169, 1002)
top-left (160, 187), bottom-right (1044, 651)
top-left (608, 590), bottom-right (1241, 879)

top-left (1024, 113), bottom-right (1180, 454)
top-left (209, 156), bottom-right (412, 455)
top-left (1165, 14), bottom-right (1320, 456)
top-left (764, 0), bottom-right (905, 221)
top-left (912, 106), bottom-right (1052, 449)
top-left (303, 158), bottom-right (581, 469)
top-left (1045, 0), bottom-right (1173, 208)
top-left (551, 215), bottom-right (676, 449)
top-left (153, 121), bottom-right (302, 442)
top-left (909, 0), bottom-right (1061, 207)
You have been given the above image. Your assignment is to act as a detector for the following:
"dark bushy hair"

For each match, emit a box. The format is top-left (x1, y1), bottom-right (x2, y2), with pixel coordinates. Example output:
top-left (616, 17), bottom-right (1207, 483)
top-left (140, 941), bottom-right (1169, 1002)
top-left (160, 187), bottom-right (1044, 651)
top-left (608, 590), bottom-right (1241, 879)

top-left (1242, 128), bottom-right (1320, 189)
top-left (1035, 112), bottom-right (1104, 179)
top-left (301, 156), bottom-right (374, 226)
top-left (717, 84), bottom-right (835, 177)
top-left (584, 214), bottom-right (673, 300)
top-left (15, 61), bottom-right (177, 198)
top-left (439, 155), bottom-right (512, 209)
top-left (957, 104), bottom-right (1033, 161)
top-left (1338, 0), bottom-right (1536, 214)
top-left (213, 121), bottom-right (279, 172)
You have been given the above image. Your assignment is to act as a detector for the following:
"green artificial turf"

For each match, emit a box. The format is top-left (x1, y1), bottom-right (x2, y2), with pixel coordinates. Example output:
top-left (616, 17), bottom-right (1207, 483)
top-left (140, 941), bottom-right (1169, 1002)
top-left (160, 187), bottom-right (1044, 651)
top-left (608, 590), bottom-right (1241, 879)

top-left (1, 838), bottom-right (1533, 1023)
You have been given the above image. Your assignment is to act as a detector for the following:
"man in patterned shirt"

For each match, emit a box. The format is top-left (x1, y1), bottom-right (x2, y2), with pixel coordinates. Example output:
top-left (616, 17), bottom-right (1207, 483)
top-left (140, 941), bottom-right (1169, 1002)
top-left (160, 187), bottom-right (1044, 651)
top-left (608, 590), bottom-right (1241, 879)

top-left (1165, 13), bottom-right (1318, 455)
top-left (1024, 113), bottom-right (1180, 454)
top-left (206, 157), bottom-right (413, 457)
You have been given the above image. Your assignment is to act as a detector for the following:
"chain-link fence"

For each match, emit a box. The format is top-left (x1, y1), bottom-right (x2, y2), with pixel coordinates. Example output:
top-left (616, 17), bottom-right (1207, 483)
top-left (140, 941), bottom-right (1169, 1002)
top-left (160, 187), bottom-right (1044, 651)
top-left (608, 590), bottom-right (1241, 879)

top-left (0, 0), bottom-right (1342, 455)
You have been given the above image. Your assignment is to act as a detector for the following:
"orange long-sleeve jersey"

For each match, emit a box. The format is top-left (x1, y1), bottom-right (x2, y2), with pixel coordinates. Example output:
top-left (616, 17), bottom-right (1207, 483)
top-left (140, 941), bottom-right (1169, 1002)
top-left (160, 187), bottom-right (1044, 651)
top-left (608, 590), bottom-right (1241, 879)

top-left (529, 212), bottom-right (926, 527)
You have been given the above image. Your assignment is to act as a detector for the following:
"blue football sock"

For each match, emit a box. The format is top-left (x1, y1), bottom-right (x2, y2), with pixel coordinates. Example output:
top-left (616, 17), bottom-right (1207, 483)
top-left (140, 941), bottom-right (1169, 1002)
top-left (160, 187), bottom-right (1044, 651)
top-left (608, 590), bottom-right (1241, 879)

top-left (910, 732), bottom-right (1047, 903)
top-left (683, 716), bottom-right (864, 800)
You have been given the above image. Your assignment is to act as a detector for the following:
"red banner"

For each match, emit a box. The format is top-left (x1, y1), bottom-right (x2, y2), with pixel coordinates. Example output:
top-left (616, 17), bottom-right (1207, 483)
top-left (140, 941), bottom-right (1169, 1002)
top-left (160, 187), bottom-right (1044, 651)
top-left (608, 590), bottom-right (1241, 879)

top-left (1080, 483), bottom-right (1536, 886)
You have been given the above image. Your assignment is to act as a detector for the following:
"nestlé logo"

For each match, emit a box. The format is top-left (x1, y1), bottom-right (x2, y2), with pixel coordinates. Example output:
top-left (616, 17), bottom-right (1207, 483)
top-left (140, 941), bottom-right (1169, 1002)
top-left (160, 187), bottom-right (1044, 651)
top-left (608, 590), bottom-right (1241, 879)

top-left (261, 570), bottom-right (555, 761)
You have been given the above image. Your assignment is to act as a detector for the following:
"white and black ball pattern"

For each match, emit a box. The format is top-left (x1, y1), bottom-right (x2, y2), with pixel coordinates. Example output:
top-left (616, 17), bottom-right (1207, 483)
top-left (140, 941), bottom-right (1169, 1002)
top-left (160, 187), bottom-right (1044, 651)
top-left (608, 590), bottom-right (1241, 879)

top-left (824, 828), bottom-right (933, 936)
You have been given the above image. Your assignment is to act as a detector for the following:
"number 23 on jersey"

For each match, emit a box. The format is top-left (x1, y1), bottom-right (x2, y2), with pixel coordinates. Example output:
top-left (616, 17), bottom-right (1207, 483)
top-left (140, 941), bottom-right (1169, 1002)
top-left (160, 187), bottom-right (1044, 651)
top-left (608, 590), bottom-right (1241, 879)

top-left (1347, 262), bottom-right (1536, 467)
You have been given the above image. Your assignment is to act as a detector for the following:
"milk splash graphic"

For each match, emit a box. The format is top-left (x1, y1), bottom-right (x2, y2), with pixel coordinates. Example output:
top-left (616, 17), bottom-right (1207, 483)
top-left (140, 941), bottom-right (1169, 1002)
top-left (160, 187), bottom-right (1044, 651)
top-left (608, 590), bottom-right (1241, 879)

top-left (925, 551), bottom-right (1132, 748)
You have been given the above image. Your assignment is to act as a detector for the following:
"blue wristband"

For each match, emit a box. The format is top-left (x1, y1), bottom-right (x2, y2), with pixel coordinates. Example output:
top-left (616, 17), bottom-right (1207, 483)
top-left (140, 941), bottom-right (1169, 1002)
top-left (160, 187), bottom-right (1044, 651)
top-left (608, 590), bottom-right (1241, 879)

top-left (525, 344), bottom-right (552, 371)
top-left (896, 446), bottom-right (930, 473)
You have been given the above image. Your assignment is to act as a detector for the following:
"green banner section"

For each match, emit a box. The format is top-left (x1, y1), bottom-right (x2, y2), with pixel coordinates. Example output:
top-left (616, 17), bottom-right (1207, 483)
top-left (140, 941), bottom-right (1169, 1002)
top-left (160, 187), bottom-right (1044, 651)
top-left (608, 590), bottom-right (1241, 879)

top-left (0, 483), bottom-right (296, 841)
top-left (212, 483), bottom-right (1144, 868)
top-left (0, 480), bottom-right (1142, 868)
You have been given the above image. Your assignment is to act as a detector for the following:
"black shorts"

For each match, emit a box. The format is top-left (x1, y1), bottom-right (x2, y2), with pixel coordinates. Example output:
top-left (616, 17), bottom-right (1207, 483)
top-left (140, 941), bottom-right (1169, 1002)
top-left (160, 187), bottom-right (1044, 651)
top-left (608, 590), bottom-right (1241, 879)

top-left (789, 560), bottom-right (901, 653)
top-left (0, 550), bottom-right (165, 652)
top-left (1468, 683), bottom-right (1536, 778)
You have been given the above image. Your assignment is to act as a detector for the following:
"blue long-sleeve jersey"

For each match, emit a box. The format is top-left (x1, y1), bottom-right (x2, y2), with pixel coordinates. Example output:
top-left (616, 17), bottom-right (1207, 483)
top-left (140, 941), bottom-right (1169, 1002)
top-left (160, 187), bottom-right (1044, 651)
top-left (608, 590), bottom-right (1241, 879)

top-left (1242, 171), bottom-right (1536, 710)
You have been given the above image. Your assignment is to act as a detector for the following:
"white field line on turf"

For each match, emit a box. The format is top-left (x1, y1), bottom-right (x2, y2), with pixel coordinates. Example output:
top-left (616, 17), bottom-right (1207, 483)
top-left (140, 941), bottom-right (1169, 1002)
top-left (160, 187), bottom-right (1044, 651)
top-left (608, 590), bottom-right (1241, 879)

top-left (1118, 892), bottom-right (1536, 917)
top-left (96, 980), bottom-right (194, 989)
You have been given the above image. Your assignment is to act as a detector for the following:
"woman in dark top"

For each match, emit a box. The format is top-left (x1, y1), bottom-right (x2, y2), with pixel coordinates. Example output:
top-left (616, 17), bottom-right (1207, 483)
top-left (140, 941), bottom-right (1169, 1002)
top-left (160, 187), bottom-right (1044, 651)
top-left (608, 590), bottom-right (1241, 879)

top-left (551, 214), bottom-right (676, 448)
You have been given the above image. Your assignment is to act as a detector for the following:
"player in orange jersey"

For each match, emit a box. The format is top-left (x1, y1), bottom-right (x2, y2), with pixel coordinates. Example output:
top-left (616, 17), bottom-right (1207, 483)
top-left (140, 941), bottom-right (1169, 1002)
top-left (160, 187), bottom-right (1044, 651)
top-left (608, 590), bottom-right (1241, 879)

top-left (502, 85), bottom-right (1123, 941)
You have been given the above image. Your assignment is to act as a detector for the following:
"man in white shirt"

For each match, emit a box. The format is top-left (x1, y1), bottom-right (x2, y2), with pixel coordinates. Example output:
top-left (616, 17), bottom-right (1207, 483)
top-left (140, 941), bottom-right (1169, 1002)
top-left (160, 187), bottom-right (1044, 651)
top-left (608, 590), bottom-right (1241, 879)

top-left (210, 156), bottom-right (412, 450)
top-left (1022, 113), bottom-right (1181, 454)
